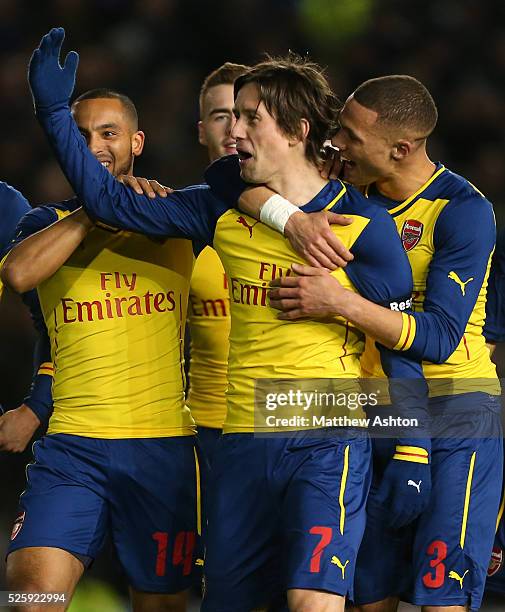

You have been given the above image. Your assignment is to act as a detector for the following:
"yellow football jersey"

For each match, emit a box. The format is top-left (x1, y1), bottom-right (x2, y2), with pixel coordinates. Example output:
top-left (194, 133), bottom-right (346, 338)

top-left (360, 165), bottom-right (499, 397)
top-left (20, 202), bottom-right (195, 438)
top-left (215, 209), bottom-right (364, 432)
top-left (186, 246), bottom-right (230, 429)
top-left (208, 181), bottom-right (417, 433)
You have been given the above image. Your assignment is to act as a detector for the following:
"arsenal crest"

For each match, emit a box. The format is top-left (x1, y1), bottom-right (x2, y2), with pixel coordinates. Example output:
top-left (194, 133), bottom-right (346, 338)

top-left (401, 219), bottom-right (423, 251)
top-left (488, 546), bottom-right (504, 577)
top-left (10, 511), bottom-right (25, 541)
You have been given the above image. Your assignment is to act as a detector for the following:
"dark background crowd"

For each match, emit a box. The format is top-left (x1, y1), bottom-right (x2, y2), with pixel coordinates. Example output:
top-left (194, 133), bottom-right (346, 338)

top-left (1, 0), bottom-right (504, 608)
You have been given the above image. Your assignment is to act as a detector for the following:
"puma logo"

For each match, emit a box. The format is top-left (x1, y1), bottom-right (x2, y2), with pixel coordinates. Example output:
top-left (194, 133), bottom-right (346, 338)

top-left (407, 479), bottom-right (422, 493)
top-left (449, 569), bottom-right (469, 589)
top-left (331, 555), bottom-right (350, 579)
top-left (237, 216), bottom-right (258, 238)
top-left (448, 271), bottom-right (474, 296)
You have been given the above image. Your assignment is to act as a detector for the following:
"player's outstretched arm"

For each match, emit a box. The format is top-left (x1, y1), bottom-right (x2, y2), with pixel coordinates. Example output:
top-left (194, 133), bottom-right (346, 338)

top-left (28, 28), bottom-right (224, 243)
top-left (2, 207), bottom-right (93, 294)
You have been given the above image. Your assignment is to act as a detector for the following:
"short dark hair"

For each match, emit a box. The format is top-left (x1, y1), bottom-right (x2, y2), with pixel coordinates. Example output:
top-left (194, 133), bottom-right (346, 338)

top-left (234, 54), bottom-right (340, 166)
top-left (353, 75), bottom-right (438, 138)
top-left (199, 62), bottom-right (250, 115)
top-left (71, 88), bottom-right (138, 130)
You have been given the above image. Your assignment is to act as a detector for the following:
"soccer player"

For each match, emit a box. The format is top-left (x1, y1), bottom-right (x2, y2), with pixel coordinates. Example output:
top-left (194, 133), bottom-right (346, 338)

top-left (482, 228), bottom-right (505, 598)
top-left (0, 183), bottom-right (52, 453)
top-left (190, 62), bottom-right (247, 461)
top-left (2, 89), bottom-right (199, 612)
top-left (27, 29), bottom-right (430, 611)
top-left (263, 76), bottom-right (502, 612)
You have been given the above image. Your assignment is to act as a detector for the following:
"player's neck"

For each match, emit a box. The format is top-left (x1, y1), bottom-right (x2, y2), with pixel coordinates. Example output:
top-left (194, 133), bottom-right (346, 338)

top-left (375, 156), bottom-right (436, 202)
top-left (266, 158), bottom-right (328, 206)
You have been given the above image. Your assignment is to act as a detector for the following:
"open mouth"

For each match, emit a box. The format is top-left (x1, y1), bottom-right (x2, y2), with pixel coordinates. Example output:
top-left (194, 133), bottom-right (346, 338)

top-left (237, 149), bottom-right (253, 163)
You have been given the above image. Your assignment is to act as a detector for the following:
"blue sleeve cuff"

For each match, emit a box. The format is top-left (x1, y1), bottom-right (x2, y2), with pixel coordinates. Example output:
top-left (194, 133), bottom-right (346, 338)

top-left (24, 372), bottom-right (53, 425)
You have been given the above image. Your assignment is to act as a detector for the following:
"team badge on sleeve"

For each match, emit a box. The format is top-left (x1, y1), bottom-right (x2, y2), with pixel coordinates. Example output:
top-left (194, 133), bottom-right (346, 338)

top-left (10, 511), bottom-right (25, 541)
top-left (401, 219), bottom-right (423, 251)
top-left (487, 546), bottom-right (504, 577)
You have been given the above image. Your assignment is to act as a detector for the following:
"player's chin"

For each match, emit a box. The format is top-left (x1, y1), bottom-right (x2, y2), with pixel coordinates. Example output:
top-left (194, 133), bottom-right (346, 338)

top-left (238, 166), bottom-right (255, 182)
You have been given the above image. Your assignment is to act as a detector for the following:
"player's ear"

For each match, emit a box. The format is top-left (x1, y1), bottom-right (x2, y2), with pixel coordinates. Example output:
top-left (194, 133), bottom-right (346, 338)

top-left (131, 131), bottom-right (145, 157)
top-left (300, 118), bottom-right (310, 140)
top-left (198, 120), bottom-right (207, 146)
top-left (391, 139), bottom-right (412, 161)
top-left (289, 118), bottom-right (310, 147)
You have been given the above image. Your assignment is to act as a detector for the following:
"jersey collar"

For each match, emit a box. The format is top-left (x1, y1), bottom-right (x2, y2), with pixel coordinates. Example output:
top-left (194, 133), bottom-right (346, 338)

top-left (364, 162), bottom-right (446, 217)
top-left (299, 179), bottom-right (347, 213)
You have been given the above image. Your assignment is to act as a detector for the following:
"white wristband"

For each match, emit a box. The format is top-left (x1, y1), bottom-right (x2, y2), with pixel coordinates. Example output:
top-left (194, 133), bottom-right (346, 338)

top-left (259, 194), bottom-right (300, 235)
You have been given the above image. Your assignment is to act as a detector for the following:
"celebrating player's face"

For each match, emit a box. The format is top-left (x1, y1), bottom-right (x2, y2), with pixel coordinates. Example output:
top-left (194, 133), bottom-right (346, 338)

top-left (232, 82), bottom-right (294, 184)
top-left (199, 84), bottom-right (237, 162)
top-left (332, 96), bottom-right (393, 186)
top-left (72, 98), bottom-right (144, 177)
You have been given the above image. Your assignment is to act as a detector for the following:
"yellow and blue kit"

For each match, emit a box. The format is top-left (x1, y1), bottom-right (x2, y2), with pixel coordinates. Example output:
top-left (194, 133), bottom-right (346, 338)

top-left (33, 102), bottom-right (430, 608)
top-left (6, 198), bottom-right (201, 593)
top-left (187, 245), bottom-right (230, 460)
top-left (355, 168), bottom-right (503, 611)
top-left (0, 182), bottom-right (52, 421)
top-left (483, 227), bottom-right (505, 595)
top-left (9, 199), bottom-right (195, 438)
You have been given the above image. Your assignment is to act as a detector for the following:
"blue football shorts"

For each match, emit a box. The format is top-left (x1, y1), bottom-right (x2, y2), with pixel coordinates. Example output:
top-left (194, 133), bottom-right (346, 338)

top-left (354, 394), bottom-right (503, 611)
top-left (201, 428), bottom-right (372, 612)
top-left (8, 433), bottom-right (201, 593)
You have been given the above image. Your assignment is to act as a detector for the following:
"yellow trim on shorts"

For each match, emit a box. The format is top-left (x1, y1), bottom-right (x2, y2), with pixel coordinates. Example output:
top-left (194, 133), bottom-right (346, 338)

top-left (460, 451), bottom-right (476, 549)
top-left (194, 447), bottom-right (202, 536)
top-left (339, 445), bottom-right (350, 535)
